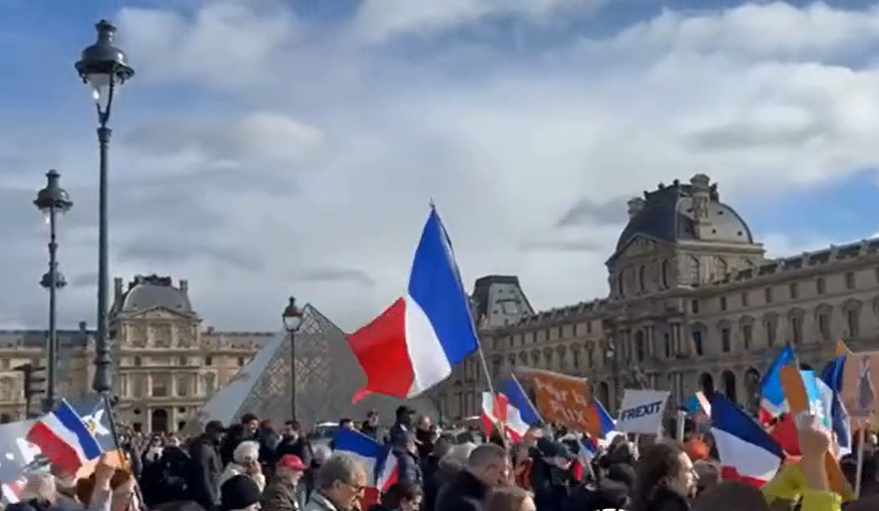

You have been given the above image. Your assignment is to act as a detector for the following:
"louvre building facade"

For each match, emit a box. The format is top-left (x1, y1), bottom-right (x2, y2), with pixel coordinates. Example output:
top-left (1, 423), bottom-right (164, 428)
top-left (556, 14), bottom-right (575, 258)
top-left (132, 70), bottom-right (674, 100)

top-left (436, 174), bottom-right (879, 420)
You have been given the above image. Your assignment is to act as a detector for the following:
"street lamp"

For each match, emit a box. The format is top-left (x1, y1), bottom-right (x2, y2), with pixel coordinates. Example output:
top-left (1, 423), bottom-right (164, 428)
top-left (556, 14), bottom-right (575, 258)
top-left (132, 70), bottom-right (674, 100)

top-left (282, 297), bottom-right (303, 420)
top-left (34, 170), bottom-right (72, 412)
top-left (75, 20), bottom-right (134, 395)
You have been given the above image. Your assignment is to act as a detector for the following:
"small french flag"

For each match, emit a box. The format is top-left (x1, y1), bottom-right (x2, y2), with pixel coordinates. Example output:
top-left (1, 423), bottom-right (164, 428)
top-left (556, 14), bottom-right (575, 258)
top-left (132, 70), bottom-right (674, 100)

top-left (332, 429), bottom-right (398, 508)
top-left (481, 376), bottom-right (541, 442)
top-left (710, 393), bottom-right (784, 487)
top-left (26, 400), bottom-right (103, 474)
top-left (349, 206), bottom-right (480, 402)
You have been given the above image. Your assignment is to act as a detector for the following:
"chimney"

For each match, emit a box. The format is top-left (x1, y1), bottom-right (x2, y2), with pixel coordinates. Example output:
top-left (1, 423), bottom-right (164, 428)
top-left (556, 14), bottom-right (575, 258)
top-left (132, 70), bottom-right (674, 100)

top-left (114, 277), bottom-right (123, 301)
top-left (690, 174), bottom-right (713, 239)
top-left (179, 279), bottom-right (189, 296)
top-left (626, 197), bottom-right (646, 219)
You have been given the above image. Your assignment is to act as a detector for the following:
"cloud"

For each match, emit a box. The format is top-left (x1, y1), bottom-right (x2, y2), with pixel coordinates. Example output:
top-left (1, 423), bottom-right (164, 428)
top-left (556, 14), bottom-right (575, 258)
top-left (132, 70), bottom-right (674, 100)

top-left (3, 0), bottom-right (879, 332)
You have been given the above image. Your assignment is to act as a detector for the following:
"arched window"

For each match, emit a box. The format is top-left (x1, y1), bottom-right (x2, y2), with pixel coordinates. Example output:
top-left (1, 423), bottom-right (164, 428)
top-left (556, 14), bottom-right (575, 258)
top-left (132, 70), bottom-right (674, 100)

top-left (638, 265), bottom-right (647, 292)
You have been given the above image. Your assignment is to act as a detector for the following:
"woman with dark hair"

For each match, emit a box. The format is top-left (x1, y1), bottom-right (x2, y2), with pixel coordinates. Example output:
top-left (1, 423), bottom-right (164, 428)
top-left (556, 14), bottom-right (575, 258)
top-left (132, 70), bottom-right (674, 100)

top-left (629, 442), bottom-right (697, 511)
top-left (367, 481), bottom-right (423, 511)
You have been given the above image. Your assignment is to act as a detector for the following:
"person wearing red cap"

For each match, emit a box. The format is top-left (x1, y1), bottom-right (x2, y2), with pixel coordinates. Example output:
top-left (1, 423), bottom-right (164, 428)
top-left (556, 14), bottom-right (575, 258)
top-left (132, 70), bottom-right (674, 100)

top-left (262, 455), bottom-right (307, 511)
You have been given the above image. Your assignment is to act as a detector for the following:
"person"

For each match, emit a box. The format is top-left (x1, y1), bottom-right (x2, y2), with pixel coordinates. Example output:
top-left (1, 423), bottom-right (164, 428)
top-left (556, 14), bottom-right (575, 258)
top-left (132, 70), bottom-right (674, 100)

top-left (222, 414), bottom-right (260, 466)
top-left (366, 481), bottom-right (422, 511)
top-left (305, 453), bottom-right (369, 511)
top-left (360, 411), bottom-right (380, 440)
top-left (420, 436), bottom-right (452, 511)
top-left (692, 481), bottom-right (769, 511)
top-left (485, 486), bottom-right (536, 511)
top-left (219, 474), bottom-right (262, 511)
top-left (530, 440), bottom-right (576, 511)
top-left (261, 455), bottom-right (308, 511)
top-left (435, 443), bottom-right (510, 511)
top-left (415, 416), bottom-right (435, 460)
top-left (388, 407), bottom-right (415, 445)
top-left (188, 420), bottom-right (225, 510)
top-left (392, 433), bottom-right (422, 486)
top-left (219, 440), bottom-right (266, 491)
top-left (629, 442), bottom-right (697, 511)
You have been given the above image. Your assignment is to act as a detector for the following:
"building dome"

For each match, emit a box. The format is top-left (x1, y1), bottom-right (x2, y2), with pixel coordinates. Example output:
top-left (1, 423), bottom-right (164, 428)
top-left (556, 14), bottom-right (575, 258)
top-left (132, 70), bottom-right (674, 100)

top-left (113, 275), bottom-right (193, 315)
top-left (614, 174), bottom-right (754, 254)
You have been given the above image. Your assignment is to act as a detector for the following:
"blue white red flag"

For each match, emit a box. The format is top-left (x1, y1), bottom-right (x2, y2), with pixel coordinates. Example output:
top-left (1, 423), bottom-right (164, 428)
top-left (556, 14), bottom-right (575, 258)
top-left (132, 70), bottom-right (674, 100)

top-left (349, 207), bottom-right (479, 402)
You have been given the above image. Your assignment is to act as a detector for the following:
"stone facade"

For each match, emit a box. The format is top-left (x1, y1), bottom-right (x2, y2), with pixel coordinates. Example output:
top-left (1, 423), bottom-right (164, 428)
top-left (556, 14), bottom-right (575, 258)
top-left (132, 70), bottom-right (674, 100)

top-left (437, 174), bottom-right (879, 420)
top-left (0, 275), bottom-right (269, 431)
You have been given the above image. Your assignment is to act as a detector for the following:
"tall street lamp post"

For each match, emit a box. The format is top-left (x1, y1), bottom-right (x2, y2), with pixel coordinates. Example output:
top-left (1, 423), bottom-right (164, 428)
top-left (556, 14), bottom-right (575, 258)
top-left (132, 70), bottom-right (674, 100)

top-left (34, 170), bottom-right (73, 412)
top-left (75, 20), bottom-right (134, 396)
top-left (282, 297), bottom-right (303, 420)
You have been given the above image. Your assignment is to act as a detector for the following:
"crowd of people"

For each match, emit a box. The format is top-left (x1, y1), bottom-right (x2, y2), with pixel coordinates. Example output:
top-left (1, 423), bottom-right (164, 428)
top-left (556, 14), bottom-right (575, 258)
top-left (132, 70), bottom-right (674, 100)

top-left (5, 406), bottom-right (879, 511)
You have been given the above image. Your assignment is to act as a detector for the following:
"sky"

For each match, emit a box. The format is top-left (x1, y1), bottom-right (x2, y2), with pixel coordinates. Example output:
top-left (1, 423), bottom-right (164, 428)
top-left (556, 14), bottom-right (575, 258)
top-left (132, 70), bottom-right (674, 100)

top-left (2, 0), bottom-right (879, 332)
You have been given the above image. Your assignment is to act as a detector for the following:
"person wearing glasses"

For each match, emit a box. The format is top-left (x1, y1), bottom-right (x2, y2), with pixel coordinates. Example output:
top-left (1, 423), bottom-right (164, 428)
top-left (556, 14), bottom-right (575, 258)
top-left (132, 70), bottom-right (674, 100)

top-left (304, 454), bottom-right (369, 511)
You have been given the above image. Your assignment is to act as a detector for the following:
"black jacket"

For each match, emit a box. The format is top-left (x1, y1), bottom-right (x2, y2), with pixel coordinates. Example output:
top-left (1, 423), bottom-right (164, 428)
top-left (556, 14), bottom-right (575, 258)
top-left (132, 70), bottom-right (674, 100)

top-left (188, 436), bottom-right (223, 510)
top-left (435, 469), bottom-right (489, 511)
top-left (631, 487), bottom-right (690, 511)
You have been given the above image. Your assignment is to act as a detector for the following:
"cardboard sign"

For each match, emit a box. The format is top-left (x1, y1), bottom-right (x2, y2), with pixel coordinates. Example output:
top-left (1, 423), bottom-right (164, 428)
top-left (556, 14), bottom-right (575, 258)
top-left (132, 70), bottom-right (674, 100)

top-left (779, 366), bottom-right (852, 499)
top-left (518, 368), bottom-right (595, 434)
top-left (617, 389), bottom-right (670, 435)
top-left (842, 352), bottom-right (877, 421)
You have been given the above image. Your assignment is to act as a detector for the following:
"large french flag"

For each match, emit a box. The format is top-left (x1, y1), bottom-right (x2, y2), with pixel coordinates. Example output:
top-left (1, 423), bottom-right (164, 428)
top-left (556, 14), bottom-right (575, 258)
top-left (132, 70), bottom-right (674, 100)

top-left (349, 207), bottom-right (480, 401)
top-left (26, 400), bottom-right (103, 474)
top-left (480, 376), bottom-right (542, 442)
top-left (332, 429), bottom-right (398, 508)
top-left (710, 393), bottom-right (784, 487)
top-left (758, 344), bottom-right (796, 425)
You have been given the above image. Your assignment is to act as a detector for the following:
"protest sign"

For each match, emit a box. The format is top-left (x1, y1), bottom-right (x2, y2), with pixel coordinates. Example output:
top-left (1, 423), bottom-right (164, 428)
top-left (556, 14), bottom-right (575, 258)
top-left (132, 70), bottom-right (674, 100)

top-left (616, 389), bottom-right (670, 435)
top-left (516, 368), bottom-right (594, 434)
top-left (780, 366), bottom-right (852, 499)
top-left (841, 351), bottom-right (877, 422)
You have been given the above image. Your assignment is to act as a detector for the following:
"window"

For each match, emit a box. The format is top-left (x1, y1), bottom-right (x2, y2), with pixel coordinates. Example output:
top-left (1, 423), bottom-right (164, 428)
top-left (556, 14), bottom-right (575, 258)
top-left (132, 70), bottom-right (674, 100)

top-left (237, 357), bottom-right (246, 366)
top-left (817, 311), bottom-right (831, 340)
top-left (557, 326), bottom-right (563, 339)
top-left (816, 278), bottom-right (826, 294)
top-left (765, 318), bottom-right (777, 347)
top-left (176, 376), bottom-right (189, 397)
top-left (764, 287), bottom-right (773, 303)
top-left (587, 346), bottom-right (594, 368)
top-left (846, 309), bottom-right (860, 338)
top-left (741, 292), bottom-right (749, 307)
top-left (845, 272), bottom-right (855, 290)
top-left (661, 260), bottom-right (670, 288)
top-left (638, 265), bottom-right (647, 292)
top-left (572, 348), bottom-right (580, 369)
top-left (742, 323), bottom-right (753, 351)
top-left (617, 272), bottom-right (624, 296)
top-left (204, 356), bottom-right (213, 366)
top-left (177, 356), bottom-right (187, 367)
top-left (790, 314), bottom-right (803, 344)
top-left (691, 300), bottom-right (700, 314)
top-left (151, 377), bottom-right (168, 398)
top-left (635, 331), bottom-right (646, 362)
top-left (664, 332), bottom-right (672, 358)
top-left (721, 327), bottom-right (731, 353)
top-left (133, 357), bottom-right (142, 367)
top-left (692, 331), bottom-right (704, 356)
top-left (789, 283), bottom-right (799, 299)
top-left (719, 296), bottom-right (727, 311)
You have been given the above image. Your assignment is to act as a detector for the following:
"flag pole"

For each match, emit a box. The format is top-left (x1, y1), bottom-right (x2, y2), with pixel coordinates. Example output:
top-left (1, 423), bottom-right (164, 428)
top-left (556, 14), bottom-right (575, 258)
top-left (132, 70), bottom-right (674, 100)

top-left (474, 341), bottom-right (510, 450)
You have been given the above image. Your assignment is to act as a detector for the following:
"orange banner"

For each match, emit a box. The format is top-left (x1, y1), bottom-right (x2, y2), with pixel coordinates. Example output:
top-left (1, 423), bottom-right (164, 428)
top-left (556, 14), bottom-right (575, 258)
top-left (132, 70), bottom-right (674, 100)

top-left (779, 367), bottom-right (852, 500)
top-left (517, 368), bottom-right (596, 435)
top-left (836, 339), bottom-right (851, 358)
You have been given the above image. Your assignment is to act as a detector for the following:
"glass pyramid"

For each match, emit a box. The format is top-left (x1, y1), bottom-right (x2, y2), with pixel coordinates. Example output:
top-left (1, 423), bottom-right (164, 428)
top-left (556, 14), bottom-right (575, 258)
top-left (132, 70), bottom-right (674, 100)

top-left (198, 303), bottom-right (440, 429)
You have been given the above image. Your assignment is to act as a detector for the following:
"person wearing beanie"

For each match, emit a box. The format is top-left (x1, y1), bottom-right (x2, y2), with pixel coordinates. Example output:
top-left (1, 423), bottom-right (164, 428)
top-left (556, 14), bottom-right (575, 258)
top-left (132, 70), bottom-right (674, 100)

top-left (219, 441), bottom-right (266, 492)
top-left (220, 475), bottom-right (262, 511)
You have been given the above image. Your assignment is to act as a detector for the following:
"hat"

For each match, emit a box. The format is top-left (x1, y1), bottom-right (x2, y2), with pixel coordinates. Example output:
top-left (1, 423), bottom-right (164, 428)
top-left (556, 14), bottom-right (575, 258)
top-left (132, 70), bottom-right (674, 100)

top-left (395, 405), bottom-right (415, 417)
top-left (220, 475), bottom-right (261, 511)
top-left (277, 455), bottom-right (307, 471)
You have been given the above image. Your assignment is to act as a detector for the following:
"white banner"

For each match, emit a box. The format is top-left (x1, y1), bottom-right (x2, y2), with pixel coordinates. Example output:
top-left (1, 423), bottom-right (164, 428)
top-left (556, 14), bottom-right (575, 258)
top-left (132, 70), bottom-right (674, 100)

top-left (616, 389), bottom-right (670, 435)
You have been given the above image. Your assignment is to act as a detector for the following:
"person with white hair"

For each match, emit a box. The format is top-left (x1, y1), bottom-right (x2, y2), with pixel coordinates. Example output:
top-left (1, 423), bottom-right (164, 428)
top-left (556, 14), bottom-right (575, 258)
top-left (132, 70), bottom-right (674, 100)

top-left (218, 440), bottom-right (266, 491)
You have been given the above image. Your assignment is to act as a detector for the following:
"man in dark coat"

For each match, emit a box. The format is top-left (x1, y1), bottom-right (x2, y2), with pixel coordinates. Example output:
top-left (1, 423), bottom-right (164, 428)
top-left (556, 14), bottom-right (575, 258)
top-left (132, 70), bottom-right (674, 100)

top-left (435, 444), bottom-right (508, 511)
top-left (188, 420), bottom-right (225, 510)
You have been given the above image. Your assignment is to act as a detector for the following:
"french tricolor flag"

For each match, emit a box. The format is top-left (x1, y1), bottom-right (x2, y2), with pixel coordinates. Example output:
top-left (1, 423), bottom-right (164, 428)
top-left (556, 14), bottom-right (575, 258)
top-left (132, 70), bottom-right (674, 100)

top-left (332, 429), bottom-right (398, 508)
top-left (759, 344), bottom-right (796, 425)
top-left (710, 393), bottom-right (784, 487)
top-left (480, 376), bottom-right (541, 442)
top-left (26, 400), bottom-right (103, 474)
top-left (349, 207), bottom-right (480, 402)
